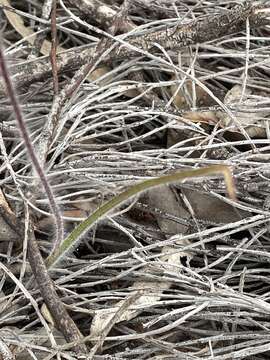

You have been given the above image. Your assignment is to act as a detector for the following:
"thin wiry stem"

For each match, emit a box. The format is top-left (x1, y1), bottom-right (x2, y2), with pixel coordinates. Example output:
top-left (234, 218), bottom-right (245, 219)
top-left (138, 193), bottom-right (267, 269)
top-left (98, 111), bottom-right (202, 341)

top-left (0, 42), bottom-right (64, 251)
top-left (1, 1), bottom-right (270, 359)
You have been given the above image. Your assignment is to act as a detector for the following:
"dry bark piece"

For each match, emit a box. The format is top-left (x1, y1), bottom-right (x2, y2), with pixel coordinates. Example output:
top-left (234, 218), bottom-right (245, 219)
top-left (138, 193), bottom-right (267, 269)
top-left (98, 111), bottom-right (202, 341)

top-left (1, 2), bottom-right (269, 96)
top-left (27, 229), bottom-right (89, 355)
top-left (1, 0), bottom-right (112, 86)
top-left (67, 0), bottom-right (117, 29)
top-left (0, 190), bottom-right (86, 352)
top-left (0, 195), bottom-right (87, 353)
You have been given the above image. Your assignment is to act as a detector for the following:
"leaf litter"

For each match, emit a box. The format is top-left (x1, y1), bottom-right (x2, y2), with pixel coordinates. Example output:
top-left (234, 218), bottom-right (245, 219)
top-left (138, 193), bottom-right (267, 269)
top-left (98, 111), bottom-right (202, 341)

top-left (0, 0), bottom-right (270, 359)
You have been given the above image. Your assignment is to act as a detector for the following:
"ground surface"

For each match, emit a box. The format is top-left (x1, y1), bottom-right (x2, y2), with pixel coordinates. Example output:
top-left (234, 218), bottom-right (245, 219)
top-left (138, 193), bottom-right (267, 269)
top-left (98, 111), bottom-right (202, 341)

top-left (0, 1), bottom-right (270, 359)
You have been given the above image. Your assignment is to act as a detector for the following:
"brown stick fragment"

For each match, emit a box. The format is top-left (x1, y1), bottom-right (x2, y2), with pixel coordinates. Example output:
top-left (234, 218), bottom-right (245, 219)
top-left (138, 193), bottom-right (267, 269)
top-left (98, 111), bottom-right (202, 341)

top-left (67, 0), bottom-right (116, 29)
top-left (0, 41), bottom-right (64, 250)
top-left (30, 0), bottom-right (53, 57)
top-left (66, 0), bottom-right (134, 32)
top-left (50, 0), bottom-right (59, 95)
top-left (0, 193), bottom-right (88, 354)
top-left (27, 229), bottom-right (89, 355)
top-left (0, 41), bottom-right (88, 354)
top-left (1, 2), bottom-right (269, 96)
top-left (115, 2), bottom-right (269, 59)
top-left (37, 1), bottom-right (129, 165)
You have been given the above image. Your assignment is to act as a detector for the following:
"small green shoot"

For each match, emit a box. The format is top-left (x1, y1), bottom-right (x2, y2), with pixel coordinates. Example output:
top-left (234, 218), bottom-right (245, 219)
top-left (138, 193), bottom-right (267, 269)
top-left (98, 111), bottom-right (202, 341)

top-left (46, 165), bottom-right (236, 269)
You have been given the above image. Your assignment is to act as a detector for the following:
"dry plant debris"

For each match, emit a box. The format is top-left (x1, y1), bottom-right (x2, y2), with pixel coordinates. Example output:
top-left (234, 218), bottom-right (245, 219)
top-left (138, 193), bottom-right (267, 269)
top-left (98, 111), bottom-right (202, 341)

top-left (0, 0), bottom-right (270, 359)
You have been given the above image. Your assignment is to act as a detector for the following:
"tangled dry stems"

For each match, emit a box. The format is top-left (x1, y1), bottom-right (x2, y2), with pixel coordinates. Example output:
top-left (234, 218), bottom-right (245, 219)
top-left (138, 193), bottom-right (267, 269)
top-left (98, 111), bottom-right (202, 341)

top-left (0, 0), bottom-right (270, 359)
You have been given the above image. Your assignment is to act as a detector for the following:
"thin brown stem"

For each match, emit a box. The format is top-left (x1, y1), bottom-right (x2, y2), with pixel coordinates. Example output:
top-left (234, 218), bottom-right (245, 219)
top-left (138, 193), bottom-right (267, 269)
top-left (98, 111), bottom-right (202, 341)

top-left (50, 0), bottom-right (59, 95)
top-left (0, 41), bottom-right (64, 258)
top-left (27, 228), bottom-right (88, 355)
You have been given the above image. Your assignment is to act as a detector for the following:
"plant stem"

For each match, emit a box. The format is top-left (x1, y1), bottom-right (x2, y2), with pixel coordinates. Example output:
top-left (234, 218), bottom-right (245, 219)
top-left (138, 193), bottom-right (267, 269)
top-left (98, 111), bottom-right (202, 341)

top-left (47, 165), bottom-right (235, 268)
